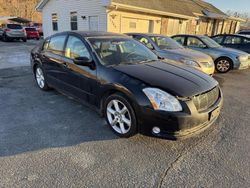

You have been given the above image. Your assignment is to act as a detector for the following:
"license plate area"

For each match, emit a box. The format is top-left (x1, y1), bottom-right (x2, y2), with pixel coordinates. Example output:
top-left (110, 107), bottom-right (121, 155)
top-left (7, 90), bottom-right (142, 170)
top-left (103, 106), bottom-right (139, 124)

top-left (209, 108), bottom-right (220, 121)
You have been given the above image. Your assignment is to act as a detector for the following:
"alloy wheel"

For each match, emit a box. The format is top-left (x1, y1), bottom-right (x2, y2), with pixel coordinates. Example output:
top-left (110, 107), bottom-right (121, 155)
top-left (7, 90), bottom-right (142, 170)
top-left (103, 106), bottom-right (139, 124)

top-left (216, 59), bottom-right (231, 72)
top-left (36, 67), bottom-right (45, 89)
top-left (106, 99), bottom-right (132, 134)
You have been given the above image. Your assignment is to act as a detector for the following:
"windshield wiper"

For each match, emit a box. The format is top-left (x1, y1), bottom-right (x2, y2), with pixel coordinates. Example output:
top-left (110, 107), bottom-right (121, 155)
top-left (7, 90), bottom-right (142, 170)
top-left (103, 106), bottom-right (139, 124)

top-left (136, 59), bottom-right (158, 64)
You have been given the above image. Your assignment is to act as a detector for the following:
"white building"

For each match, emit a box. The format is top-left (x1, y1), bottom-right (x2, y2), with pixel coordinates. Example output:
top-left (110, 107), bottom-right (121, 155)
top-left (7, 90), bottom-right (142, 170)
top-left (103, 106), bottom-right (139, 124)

top-left (36, 0), bottom-right (243, 38)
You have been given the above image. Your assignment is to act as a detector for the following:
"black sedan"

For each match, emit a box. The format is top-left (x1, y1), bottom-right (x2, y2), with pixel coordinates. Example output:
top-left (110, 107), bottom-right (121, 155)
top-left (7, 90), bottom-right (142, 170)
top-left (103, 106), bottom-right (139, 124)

top-left (211, 34), bottom-right (250, 53)
top-left (31, 31), bottom-right (223, 140)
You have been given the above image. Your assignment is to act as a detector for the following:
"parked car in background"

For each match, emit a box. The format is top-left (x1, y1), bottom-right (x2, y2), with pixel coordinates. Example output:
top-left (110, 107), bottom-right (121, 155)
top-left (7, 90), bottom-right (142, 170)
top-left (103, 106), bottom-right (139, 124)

top-left (237, 30), bottom-right (250, 38)
top-left (31, 23), bottom-right (43, 36)
top-left (127, 33), bottom-right (215, 75)
top-left (31, 31), bottom-right (223, 139)
top-left (211, 34), bottom-right (250, 54)
top-left (172, 35), bottom-right (250, 73)
top-left (24, 27), bottom-right (40, 40)
top-left (0, 24), bottom-right (27, 42)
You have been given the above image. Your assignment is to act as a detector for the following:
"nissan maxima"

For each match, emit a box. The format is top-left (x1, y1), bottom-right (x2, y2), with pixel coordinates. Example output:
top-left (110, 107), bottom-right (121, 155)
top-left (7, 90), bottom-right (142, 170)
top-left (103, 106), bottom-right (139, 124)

top-left (31, 31), bottom-right (223, 140)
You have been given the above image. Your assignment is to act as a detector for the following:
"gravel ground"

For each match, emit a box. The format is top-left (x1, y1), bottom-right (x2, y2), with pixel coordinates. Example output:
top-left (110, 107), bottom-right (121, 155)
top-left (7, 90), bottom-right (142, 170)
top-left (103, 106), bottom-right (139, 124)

top-left (0, 40), bottom-right (250, 188)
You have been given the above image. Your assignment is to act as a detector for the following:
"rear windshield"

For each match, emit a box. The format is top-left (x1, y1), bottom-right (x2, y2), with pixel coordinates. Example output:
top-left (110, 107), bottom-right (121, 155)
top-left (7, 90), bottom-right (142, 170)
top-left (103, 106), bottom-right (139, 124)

top-left (33, 23), bottom-right (42, 27)
top-left (7, 24), bottom-right (22, 29)
top-left (25, 28), bottom-right (37, 31)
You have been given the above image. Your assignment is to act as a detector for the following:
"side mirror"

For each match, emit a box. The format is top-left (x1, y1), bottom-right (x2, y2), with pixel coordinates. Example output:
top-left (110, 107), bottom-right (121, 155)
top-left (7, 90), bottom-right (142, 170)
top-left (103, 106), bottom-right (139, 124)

top-left (74, 57), bottom-right (95, 69)
top-left (199, 44), bottom-right (207, 48)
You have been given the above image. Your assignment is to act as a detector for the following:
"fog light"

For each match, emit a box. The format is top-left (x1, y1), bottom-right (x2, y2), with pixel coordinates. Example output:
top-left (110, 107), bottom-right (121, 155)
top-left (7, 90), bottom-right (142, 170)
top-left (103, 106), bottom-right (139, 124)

top-left (152, 127), bottom-right (161, 134)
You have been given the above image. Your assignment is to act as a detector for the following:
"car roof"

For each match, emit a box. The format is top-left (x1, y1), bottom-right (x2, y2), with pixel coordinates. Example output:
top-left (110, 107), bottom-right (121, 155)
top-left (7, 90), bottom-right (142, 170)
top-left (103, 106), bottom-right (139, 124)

top-left (54, 31), bottom-right (127, 38)
top-left (172, 34), bottom-right (205, 38)
top-left (238, 30), bottom-right (250, 32)
top-left (212, 34), bottom-right (248, 38)
top-left (126, 33), bottom-right (169, 38)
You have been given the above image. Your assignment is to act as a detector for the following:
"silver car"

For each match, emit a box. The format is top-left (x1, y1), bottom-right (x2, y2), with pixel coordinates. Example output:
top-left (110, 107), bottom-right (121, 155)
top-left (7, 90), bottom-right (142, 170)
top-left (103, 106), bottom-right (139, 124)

top-left (127, 33), bottom-right (215, 75)
top-left (172, 35), bottom-right (250, 73)
top-left (0, 24), bottom-right (27, 42)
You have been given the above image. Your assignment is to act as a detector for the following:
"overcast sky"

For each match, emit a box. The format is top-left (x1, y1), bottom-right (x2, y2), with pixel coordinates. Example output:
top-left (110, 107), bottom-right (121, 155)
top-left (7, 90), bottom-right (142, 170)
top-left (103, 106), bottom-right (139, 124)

top-left (205, 0), bottom-right (250, 13)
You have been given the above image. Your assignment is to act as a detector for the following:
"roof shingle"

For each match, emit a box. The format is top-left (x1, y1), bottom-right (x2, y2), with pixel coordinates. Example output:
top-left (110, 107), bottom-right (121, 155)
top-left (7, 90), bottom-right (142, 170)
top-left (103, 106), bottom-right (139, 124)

top-left (112, 0), bottom-right (227, 18)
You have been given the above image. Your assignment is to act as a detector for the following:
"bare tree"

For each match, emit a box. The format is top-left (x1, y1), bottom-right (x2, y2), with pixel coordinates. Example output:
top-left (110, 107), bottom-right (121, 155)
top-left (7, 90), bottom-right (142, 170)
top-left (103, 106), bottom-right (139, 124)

top-left (0, 0), bottom-right (41, 21)
top-left (226, 10), bottom-right (250, 29)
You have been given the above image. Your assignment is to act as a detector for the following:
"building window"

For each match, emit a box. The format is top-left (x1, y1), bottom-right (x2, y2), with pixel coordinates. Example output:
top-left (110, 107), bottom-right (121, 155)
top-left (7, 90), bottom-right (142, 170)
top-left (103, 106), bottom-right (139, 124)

top-left (70, 12), bottom-right (78, 31)
top-left (52, 13), bottom-right (58, 31)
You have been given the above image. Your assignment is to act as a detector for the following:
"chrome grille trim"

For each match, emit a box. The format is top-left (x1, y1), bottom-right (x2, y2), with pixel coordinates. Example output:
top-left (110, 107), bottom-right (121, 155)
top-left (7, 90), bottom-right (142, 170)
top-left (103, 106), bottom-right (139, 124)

top-left (193, 87), bottom-right (220, 112)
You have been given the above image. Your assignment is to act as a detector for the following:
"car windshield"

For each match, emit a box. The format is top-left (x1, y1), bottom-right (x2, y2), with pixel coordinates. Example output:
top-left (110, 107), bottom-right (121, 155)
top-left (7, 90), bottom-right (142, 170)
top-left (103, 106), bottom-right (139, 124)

top-left (25, 28), bottom-right (37, 31)
top-left (200, 36), bottom-right (222, 48)
top-left (88, 37), bottom-right (158, 66)
top-left (151, 36), bottom-right (184, 50)
top-left (7, 24), bottom-right (22, 29)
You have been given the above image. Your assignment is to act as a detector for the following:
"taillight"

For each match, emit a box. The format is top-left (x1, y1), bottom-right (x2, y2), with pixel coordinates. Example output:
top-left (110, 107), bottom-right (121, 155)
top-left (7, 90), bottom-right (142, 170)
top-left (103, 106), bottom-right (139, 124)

top-left (4, 29), bottom-right (11, 32)
top-left (22, 29), bottom-right (26, 33)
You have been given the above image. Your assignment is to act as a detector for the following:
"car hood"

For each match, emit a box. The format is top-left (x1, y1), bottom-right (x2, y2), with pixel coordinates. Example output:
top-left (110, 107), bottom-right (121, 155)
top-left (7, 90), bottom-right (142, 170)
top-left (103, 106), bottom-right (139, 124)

top-left (213, 47), bottom-right (249, 56)
top-left (113, 61), bottom-right (218, 97)
top-left (162, 48), bottom-right (212, 62)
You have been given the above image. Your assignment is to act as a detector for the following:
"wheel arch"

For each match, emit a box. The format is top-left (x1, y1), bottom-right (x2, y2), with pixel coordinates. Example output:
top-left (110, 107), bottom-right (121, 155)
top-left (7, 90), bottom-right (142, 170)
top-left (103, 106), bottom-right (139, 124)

top-left (215, 56), bottom-right (233, 63)
top-left (32, 59), bottom-right (42, 74)
top-left (99, 86), bottom-right (139, 118)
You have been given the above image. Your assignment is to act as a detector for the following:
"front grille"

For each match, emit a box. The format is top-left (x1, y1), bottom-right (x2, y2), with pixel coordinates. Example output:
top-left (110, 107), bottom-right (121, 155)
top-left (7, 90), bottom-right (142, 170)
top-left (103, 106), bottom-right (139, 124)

top-left (193, 87), bottom-right (220, 112)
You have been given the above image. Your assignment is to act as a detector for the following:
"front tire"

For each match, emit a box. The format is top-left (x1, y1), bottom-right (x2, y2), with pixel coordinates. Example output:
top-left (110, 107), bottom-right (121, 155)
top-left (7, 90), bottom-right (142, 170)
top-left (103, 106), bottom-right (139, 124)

top-left (3, 34), bottom-right (9, 42)
top-left (34, 65), bottom-right (50, 91)
top-left (215, 57), bottom-right (232, 73)
top-left (104, 94), bottom-right (137, 138)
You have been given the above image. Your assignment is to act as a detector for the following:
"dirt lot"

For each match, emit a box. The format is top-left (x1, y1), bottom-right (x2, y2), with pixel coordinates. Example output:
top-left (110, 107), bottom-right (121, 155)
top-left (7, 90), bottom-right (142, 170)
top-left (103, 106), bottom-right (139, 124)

top-left (0, 40), bottom-right (250, 188)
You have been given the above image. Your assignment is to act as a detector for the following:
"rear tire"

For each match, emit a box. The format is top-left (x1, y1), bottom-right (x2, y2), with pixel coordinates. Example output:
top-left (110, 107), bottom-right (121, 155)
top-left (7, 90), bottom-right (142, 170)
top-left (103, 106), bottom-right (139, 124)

top-left (215, 57), bottom-right (232, 73)
top-left (22, 38), bottom-right (27, 42)
top-left (104, 93), bottom-right (137, 138)
top-left (34, 64), bottom-right (50, 91)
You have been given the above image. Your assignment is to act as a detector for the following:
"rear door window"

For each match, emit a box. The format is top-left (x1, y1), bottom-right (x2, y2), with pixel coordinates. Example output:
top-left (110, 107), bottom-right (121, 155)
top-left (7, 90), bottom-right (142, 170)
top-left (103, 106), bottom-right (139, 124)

top-left (187, 37), bottom-right (204, 47)
top-left (47, 35), bottom-right (67, 55)
top-left (224, 36), bottom-right (242, 44)
top-left (243, 38), bottom-right (250, 44)
top-left (7, 24), bottom-right (22, 29)
top-left (172, 36), bottom-right (185, 45)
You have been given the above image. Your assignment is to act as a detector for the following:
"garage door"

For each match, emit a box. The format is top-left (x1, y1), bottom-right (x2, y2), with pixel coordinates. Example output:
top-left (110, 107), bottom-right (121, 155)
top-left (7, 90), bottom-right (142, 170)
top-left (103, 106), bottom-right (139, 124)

top-left (121, 17), bottom-right (150, 33)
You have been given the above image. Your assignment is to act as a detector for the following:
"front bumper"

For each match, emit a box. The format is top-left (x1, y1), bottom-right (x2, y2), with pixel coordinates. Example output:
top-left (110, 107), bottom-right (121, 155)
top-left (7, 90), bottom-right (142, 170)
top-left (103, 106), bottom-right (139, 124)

top-left (6, 33), bottom-right (26, 38)
top-left (200, 66), bottom-right (215, 76)
top-left (239, 60), bottom-right (250, 70)
top-left (233, 58), bottom-right (250, 70)
top-left (137, 89), bottom-right (223, 140)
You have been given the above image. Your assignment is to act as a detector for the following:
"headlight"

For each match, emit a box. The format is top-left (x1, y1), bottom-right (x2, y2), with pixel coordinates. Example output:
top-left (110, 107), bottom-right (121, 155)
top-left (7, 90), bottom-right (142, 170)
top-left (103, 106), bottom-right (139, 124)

top-left (238, 55), bottom-right (249, 62)
top-left (180, 59), bottom-right (200, 67)
top-left (143, 88), bottom-right (182, 112)
top-left (200, 60), bottom-right (214, 68)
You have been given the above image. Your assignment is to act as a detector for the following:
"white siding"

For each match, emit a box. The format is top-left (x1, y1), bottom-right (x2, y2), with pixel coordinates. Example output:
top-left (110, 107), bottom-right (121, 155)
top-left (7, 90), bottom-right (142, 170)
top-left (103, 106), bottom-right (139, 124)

top-left (42, 0), bottom-right (108, 37)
